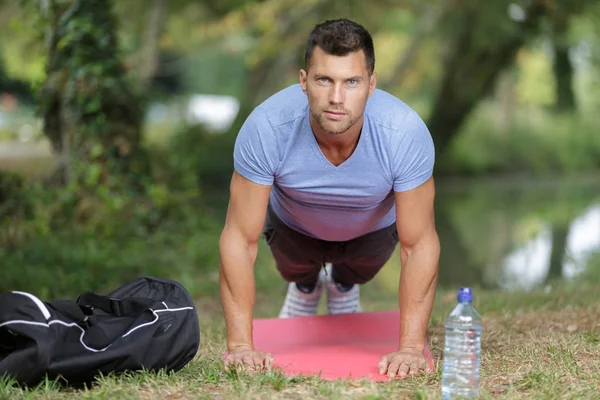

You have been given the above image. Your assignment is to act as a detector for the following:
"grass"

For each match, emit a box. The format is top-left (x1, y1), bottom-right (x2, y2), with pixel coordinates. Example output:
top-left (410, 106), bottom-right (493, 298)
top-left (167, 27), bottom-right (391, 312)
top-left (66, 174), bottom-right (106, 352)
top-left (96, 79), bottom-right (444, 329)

top-left (2, 279), bottom-right (599, 399)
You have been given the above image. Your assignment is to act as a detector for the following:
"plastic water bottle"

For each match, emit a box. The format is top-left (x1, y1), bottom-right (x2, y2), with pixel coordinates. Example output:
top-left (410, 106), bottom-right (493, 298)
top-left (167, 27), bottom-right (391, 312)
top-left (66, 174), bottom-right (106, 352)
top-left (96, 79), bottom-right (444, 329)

top-left (441, 287), bottom-right (482, 399)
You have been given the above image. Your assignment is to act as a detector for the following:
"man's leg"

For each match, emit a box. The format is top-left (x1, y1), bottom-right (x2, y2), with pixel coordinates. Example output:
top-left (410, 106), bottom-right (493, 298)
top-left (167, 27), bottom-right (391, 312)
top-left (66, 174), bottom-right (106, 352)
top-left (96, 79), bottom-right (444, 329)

top-left (263, 206), bottom-right (326, 317)
top-left (325, 223), bottom-right (399, 314)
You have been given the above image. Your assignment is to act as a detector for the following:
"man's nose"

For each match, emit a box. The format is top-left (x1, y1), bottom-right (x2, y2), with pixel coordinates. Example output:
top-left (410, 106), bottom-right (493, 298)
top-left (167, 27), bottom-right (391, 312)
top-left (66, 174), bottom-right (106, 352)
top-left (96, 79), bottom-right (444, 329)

top-left (329, 84), bottom-right (345, 104)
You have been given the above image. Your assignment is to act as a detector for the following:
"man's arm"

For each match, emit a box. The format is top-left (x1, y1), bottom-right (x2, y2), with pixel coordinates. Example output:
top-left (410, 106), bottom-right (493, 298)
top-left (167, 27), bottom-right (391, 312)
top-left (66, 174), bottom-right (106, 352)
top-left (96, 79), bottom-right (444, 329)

top-left (378, 176), bottom-right (440, 378)
top-left (395, 176), bottom-right (439, 352)
top-left (219, 171), bottom-right (271, 360)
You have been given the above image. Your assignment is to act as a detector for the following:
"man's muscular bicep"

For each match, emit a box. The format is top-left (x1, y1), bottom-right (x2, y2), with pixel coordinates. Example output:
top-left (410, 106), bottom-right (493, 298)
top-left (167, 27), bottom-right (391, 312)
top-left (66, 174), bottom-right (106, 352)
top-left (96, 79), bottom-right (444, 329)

top-left (394, 177), bottom-right (436, 249)
top-left (224, 171), bottom-right (272, 243)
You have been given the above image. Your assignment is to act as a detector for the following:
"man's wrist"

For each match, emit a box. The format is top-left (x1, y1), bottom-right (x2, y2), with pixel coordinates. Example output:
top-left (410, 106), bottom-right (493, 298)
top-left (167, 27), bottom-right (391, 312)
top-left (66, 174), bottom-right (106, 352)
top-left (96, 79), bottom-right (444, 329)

top-left (398, 338), bottom-right (425, 352)
top-left (398, 344), bottom-right (425, 352)
top-left (228, 341), bottom-right (254, 353)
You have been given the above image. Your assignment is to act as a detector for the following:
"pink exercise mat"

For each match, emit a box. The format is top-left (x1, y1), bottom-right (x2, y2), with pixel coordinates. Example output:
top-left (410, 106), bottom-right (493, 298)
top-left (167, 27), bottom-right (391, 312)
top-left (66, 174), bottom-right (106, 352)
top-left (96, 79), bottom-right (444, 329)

top-left (252, 310), bottom-right (435, 381)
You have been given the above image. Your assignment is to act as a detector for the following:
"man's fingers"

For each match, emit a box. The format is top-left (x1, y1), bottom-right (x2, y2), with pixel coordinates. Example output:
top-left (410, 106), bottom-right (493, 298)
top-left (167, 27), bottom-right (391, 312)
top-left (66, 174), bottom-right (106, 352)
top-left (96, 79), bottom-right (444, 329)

top-left (223, 351), bottom-right (275, 373)
top-left (251, 354), bottom-right (265, 370)
top-left (379, 351), bottom-right (432, 379)
top-left (240, 354), bottom-right (256, 369)
top-left (407, 360), bottom-right (420, 376)
top-left (387, 359), bottom-right (402, 378)
top-left (378, 355), bottom-right (389, 374)
top-left (397, 362), bottom-right (410, 378)
top-left (265, 354), bottom-right (274, 371)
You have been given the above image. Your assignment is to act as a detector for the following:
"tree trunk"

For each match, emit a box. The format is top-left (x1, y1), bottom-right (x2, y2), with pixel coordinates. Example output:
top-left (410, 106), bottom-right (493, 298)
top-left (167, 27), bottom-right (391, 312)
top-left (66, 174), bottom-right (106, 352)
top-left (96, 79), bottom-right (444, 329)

top-left (547, 223), bottom-right (570, 282)
top-left (39, 0), bottom-right (148, 191)
top-left (137, 0), bottom-right (168, 95)
top-left (39, 0), bottom-right (69, 184)
top-left (553, 46), bottom-right (576, 112)
top-left (551, 16), bottom-right (576, 112)
top-left (427, 2), bottom-right (546, 158)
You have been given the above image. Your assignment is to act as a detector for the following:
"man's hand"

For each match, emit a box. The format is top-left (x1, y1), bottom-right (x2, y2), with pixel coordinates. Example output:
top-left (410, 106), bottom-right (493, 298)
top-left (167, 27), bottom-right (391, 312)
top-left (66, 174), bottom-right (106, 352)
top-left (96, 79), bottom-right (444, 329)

top-left (223, 346), bottom-right (275, 373)
top-left (378, 348), bottom-right (434, 379)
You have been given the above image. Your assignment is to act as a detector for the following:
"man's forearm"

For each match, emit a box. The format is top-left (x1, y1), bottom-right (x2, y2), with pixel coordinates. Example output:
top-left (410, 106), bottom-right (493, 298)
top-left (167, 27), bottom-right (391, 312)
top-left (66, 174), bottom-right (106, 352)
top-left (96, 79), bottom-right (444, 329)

top-left (219, 228), bottom-right (259, 352)
top-left (398, 230), bottom-right (440, 351)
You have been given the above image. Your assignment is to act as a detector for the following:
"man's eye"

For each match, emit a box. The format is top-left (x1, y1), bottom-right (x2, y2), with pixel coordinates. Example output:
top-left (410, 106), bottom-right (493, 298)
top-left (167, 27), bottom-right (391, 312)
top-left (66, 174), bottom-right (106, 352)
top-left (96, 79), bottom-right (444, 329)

top-left (348, 79), bottom-right (357, 85)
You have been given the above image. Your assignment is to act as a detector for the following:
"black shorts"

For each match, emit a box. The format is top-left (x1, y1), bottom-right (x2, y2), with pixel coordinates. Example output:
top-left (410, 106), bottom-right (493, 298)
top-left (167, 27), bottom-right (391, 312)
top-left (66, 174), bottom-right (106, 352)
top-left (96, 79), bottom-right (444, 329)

top-left (263, 205), bottom-right (399, 285)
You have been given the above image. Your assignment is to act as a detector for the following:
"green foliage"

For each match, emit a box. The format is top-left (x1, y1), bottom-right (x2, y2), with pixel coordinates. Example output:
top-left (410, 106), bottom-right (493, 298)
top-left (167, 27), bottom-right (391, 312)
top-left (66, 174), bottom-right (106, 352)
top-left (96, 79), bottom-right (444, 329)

top-left (0, 171), bottom-right (50, 247)
top-left (0, 215), bottom-right (221, 300)
top-left (0, 179), bottom-right (222, 300)
top-left (440, 104), bottom-right (600, 176)
top-left (578, 251), bottom-right (600, 283)
top-left (0, 122), bottom-right (238, 299)
top-left (157, 123), bottom-right (235, 192)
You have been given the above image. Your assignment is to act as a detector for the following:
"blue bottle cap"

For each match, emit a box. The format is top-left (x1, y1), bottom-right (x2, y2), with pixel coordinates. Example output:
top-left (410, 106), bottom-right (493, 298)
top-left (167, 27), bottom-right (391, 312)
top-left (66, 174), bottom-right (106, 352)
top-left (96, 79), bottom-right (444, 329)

top-left (457, 287), bottom-right (473, 303)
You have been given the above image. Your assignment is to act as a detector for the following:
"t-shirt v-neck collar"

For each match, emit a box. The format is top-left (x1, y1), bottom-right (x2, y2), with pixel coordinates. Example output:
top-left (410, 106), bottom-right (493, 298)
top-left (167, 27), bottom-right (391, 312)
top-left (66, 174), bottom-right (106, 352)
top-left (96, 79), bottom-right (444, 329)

top-left (305, 110), bottom-right (367, 171)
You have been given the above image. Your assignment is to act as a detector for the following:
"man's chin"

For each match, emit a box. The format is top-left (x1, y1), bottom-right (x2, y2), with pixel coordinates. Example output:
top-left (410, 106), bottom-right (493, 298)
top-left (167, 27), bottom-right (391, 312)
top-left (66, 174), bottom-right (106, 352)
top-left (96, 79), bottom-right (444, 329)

top-left (319, 122), bottom-right (351, 136)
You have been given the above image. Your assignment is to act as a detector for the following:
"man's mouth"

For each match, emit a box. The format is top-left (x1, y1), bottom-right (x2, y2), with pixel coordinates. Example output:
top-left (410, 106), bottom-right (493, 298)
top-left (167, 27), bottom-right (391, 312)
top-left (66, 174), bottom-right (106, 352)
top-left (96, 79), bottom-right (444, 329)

top-left (324, 111), bottom-right (345, 120)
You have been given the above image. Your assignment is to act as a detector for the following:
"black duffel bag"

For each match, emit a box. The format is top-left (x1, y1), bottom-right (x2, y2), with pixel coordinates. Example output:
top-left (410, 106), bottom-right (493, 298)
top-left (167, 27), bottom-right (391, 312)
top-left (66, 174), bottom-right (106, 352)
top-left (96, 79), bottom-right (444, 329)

top-left (0, 276), bottom-right (200, 386)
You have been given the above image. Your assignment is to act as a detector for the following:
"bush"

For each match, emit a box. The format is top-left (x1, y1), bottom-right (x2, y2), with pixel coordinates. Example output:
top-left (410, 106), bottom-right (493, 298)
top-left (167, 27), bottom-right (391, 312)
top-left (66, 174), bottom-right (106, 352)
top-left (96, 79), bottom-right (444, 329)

top-left (159, 123), bottom-right (236, 192)
top-left (0, 171), bottom-right (50, 247)
top-left (0, 123), bottom-right (239, 299)
top-left (439, 104), bottom-right (600, 176)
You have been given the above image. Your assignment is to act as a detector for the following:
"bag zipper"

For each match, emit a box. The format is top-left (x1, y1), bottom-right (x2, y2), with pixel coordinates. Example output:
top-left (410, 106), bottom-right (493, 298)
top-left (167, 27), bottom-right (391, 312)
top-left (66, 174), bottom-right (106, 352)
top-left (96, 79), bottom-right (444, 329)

top-left (12, 291), bottom-right (51, 321)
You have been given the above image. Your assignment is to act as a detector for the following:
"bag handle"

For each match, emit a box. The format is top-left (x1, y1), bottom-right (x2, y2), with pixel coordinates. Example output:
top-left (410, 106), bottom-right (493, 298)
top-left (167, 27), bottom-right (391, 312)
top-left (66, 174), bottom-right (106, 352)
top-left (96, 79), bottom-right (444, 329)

top-left (76, 292), bottom-right (154, 317)
top-left (47, 300), bottom-right (93, 323)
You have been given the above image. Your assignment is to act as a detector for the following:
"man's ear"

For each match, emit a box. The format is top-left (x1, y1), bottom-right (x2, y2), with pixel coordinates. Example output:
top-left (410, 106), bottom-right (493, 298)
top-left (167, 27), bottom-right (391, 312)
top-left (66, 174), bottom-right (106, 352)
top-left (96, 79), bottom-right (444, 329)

top-left (299, 69), bottom-right (308, 93)
top-left (368, 72), bottom-right (377, 96)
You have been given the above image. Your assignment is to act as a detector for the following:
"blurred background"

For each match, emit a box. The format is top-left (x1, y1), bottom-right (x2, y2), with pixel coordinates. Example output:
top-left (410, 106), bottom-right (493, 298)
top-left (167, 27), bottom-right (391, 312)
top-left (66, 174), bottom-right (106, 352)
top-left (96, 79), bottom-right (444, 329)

top-left (0, 0), bottom-right (598, 302)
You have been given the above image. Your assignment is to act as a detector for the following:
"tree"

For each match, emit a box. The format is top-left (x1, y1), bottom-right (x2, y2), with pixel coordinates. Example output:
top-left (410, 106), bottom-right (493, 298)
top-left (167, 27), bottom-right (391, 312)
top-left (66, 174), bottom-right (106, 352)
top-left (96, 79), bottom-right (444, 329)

top-left (426, 0), bottom-right (548, 158)
top-left (546, 222), bottom-right (570, 282)
top-left (38, 0), bottom-right (149, 190)
top-left (551, 22), bottom-right (577, 112)
top-left (547, 1), bottom-right (588, 112)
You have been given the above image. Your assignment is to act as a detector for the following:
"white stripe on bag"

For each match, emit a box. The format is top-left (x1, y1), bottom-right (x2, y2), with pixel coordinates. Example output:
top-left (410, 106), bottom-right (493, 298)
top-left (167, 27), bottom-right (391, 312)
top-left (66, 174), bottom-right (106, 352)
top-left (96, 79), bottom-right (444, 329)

top-left (12, 291), bottom-right (52, 320)
top-left (1, 301), bottom-right (194, 353)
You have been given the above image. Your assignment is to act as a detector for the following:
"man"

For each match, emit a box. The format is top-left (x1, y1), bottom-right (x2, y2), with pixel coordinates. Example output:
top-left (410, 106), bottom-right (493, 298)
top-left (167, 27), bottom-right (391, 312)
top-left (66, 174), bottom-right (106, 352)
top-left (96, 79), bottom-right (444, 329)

top-left (219, 18), bottom-right (440, 379)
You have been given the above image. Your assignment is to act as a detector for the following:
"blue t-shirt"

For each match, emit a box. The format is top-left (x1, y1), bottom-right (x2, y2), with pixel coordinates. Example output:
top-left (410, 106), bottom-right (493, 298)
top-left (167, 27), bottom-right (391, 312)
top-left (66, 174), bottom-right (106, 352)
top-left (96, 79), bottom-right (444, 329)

top-left (233, 84), bottom-right (435, 242)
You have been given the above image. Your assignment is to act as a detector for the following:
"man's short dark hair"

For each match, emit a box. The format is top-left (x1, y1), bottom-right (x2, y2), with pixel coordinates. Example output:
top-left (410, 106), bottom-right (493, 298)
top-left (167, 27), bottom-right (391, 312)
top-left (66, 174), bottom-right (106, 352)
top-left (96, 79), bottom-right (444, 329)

top-left (304, 19), bottom-right (375, 75)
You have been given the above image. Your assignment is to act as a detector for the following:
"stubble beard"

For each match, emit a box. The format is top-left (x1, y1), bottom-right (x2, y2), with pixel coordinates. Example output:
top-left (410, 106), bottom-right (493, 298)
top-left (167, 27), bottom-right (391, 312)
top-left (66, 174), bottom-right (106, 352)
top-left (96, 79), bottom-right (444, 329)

top-left (312, 109), bottom-right (358, 135)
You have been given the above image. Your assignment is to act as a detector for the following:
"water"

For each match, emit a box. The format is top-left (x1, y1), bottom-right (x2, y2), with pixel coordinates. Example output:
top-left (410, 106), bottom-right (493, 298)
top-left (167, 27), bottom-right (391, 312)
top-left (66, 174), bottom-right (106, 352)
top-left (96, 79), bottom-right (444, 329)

top-left (441, 288), bottom-right (482, 400)
top-left (433, 176), bottom-right (600, 291)
top-left (369, 176), bottom-right (600, 297)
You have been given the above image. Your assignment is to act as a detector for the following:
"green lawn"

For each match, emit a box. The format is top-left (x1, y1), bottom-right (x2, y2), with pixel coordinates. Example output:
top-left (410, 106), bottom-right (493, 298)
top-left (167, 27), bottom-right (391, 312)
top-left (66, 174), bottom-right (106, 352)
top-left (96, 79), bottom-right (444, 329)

top-left (2, 280), bottom-right (599, 399)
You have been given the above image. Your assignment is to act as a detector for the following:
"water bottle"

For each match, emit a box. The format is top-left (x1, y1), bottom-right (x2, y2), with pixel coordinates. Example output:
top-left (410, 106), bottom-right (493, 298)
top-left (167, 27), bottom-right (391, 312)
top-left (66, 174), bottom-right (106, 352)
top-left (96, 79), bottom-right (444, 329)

top-left (441, 287), bottom-right (482, 399)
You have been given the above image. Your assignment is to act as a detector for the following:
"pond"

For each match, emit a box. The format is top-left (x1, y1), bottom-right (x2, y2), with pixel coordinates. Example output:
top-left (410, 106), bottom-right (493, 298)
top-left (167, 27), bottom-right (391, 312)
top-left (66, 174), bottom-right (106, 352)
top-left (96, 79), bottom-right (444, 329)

top-left (427, 176), bottom-right (599, 291)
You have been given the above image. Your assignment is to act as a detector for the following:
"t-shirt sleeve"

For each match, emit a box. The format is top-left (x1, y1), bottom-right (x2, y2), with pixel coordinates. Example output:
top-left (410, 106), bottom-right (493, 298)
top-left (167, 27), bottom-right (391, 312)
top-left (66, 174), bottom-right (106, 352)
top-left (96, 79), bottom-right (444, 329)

top-left (391, 110), bottom-right (435, 192)
top-left (233, 107), bottom-right (278, 186)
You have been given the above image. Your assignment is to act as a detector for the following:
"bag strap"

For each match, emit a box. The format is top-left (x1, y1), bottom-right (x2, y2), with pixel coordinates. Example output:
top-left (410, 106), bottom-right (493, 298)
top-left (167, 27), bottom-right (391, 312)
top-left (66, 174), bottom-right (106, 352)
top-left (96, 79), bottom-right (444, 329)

top-left (76, 292), bottom-right (155, 317)
top-left (48, 300), bottom-right (92, 323)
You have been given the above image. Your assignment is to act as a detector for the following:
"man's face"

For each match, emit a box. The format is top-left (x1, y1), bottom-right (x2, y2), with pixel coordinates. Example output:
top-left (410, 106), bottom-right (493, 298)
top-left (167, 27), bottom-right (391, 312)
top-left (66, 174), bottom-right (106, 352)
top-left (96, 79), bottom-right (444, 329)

top-left (300, 46), bottom-right (376, 135)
